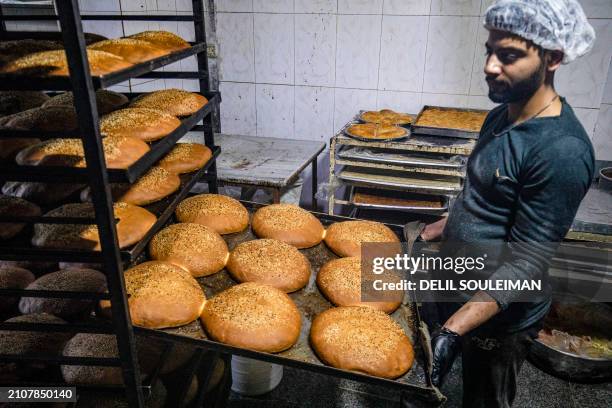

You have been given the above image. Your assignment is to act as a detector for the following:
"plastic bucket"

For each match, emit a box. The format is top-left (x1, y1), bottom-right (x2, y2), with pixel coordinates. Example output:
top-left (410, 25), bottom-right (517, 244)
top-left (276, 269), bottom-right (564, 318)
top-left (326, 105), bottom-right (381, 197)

top-left (230, 356), bottom-right (283, 396)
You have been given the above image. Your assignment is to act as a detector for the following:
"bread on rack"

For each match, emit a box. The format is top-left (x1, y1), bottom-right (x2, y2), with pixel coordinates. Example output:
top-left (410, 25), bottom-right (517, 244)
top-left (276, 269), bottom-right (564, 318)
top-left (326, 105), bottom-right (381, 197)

top-left (0, 138), bottom-right (41, 163)
top-left (360, 109), bottom-right (413, 125)
top-left (200, 282), bottom-right (301, 352)
top-left (226, 239), bottom-right (311, 293)
top-left (175, 194), bottom-right (249, 235)
top-left (251, 204), bottom-right (325, 249)
top-left (3, 180), bottom-right (84, 206)
top-left (19, 268), bottom-right (107, 319)
top-left (0, 49), bottom-right (133, 77)
top-left (99, 261), bottom-right (206, 329)
top-left (157, 142), bottom-right (212, 174)
top-left (88, 38), bottom-right (169, 64)
top-left (32, 202), bottom-right (156, 250)
top-left (1, 106), bottom-right (78, 132)
top-left (128, 31), bottom-right (190, 52)
top-left (0, 39), bottom-right (62, 67)
top-left (0, 313), bottom-right (71, 359)
top-left (310, 306), bottom-right (414, 378)
top-left (43, 89), bottom-right (129, 115)
top-left (0, 265), bottom-right (35, 310)
top-left (100, 107), bottom-right (181, 142)
top-left (0, 195), bottom-right (41, 241)
top-left (0, 260), bottom-right (57, 276)
top-left (323, 220), bottom-right (399, 258)
top-left (149, 223), bottom-right (229, 277)
top-left (129, 88), bottom-right (208, 117)
top-left (0, 91), bottom-right (50, 117)
top-left (346, 123), bottom-right (407, 140)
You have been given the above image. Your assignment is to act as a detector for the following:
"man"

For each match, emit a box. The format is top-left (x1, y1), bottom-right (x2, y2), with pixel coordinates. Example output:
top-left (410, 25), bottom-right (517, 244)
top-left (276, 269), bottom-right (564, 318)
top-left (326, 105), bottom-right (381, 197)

top-left (420, 1), bottom-right (596, 407)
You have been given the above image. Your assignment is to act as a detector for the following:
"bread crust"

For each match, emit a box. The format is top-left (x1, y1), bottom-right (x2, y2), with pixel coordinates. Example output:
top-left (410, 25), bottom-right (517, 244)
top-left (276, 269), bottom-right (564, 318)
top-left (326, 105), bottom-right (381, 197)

top-left (324, 220), bottom-right (399, 258)
top-left (175, 194), bottom-right (249, 235)
top-left (130, 89), bottom-right (208, 117)
top-left (251, 204), bottom-right (325, 249)
top-left (157, 143), bottom-right (212, 174)
top-left (0, 195), bottom-right (41, 240)
top-left (100, 107), bottom-right (181, 142)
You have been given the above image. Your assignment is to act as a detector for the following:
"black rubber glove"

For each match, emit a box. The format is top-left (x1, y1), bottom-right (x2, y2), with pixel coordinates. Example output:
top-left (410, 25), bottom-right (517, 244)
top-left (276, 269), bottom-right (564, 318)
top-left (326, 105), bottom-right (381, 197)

top-left (430, 327), bottom-right (462, 388)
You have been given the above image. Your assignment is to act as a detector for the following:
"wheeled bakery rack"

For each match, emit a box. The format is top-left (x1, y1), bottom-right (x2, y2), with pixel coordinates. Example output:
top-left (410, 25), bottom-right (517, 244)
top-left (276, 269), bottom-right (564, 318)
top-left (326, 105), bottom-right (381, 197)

top-left (0, 1), bottom-right (226, 406)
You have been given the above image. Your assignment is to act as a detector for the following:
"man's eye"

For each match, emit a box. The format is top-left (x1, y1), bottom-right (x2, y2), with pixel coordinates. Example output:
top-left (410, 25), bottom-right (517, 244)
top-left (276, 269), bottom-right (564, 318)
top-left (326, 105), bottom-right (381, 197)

top-left (499, 53), bottom-right (518, 63)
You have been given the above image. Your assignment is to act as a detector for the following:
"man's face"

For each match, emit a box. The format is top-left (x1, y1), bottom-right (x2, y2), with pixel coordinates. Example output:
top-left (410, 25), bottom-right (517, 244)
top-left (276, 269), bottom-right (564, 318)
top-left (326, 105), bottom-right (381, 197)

top-left (484, 30), bottom-right (546, 103)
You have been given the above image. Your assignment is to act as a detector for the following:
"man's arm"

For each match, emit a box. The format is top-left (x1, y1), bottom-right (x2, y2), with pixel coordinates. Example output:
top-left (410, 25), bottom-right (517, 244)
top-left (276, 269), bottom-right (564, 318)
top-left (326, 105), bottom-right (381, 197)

top-left (421, 217), bottom-right (447, 241)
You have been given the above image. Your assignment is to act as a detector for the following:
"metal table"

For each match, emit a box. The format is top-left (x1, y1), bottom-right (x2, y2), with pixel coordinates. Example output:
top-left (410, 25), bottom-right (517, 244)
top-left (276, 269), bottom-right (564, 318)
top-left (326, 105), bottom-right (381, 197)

top-left (215, 133), bottom-right (326, 210)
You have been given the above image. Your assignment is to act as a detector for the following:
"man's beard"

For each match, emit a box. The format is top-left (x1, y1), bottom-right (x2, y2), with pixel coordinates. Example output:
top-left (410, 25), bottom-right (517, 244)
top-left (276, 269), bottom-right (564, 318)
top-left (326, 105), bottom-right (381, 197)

top-left (487, 62), bottom-right (546, 104)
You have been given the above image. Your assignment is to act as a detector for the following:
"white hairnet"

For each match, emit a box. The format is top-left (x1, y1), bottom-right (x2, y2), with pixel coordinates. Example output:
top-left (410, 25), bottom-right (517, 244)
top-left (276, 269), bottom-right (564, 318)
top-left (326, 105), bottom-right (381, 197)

top-left (483, 0), bottom-right (596, 63)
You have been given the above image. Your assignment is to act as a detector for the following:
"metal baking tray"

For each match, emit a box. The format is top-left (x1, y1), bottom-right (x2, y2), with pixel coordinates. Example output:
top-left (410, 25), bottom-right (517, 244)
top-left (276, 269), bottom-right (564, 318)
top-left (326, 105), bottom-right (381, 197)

top-left (337, 146), bottom-right (466, 169)
top-left (412, 105), bottom-right (489, 140)
top-left (343, 121), bottom-right (411, 143)
top-left (350, 187), bottom-right (449, 215)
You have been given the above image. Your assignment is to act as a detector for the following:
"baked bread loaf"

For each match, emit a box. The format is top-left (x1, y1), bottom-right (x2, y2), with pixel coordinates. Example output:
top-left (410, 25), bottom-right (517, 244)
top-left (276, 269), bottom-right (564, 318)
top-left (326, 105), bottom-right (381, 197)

top-left (201, 282), bottom-right (301, 352)
top-left (43, 89), bottom-right (128, 115)
top-left (0, 49), bottom-right (133, 76)
top-left (2, 106), bottom-right (78, 131)
top-left (0, 195), bottom-right (41, 240)
top-left (310, 306), bottom-right (414, 378)
top-left (0, 260), bottom-right (57, 275)
top-left (414, 107), bottom-right (488, 132)
top-left (316, 257), bottom-right (402, 313)
top-left (19, 268), bottom-right (106, 319)
top-left (32, 202), bottom-right (156, 250)
top-left (149, 223), bottom-right (229, 277)
top-left (0, 138), bottom-right (41, 163)
top-left (3, 180), bottom-right (84, 206)
top-left (251, 204), bottom-right (325, 249)
top-left (227, 239), bottom-right (311, 292)
top-left (100, 107), bottom-right (181, 142)
top-left (88, 38), bottom-right (168, 64)
top-left (130, 89), bottom-right (208, 117)
top-left (347, 123), bottom-right (407, 140)
top-left (128, 31), bottom-right (190, 52)
top-left (0, 39), bottom-right (62, 66)
top-left (175, 194), bottom-right (249, 235)
top-left (99, 261), bottom-right (206, 329)
top-left (360, 109), bottom-right (413, 125)
top-left (0, 265), bottom-right (35, 310)
top-left (157, 143), bottom-right (212, 174)
top-left (0, 91), bottom-right (50, 117)
top-left (0, 313), bottom-right (70, 356)
top-left (324, 220), bottom-right (399, 258)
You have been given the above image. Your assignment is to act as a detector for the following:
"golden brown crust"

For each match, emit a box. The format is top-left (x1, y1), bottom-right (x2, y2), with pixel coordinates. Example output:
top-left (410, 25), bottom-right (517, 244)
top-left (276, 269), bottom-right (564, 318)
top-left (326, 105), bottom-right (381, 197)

top-left (415, 107), bottom-right (488, 132)
top-left (0, 39), bottom-right (62, 67)
top-left (316, 257), bottom-right (402, 313)
top-left (347, 123), bottom-right (407, 140)
top-left (175, 194), bottom-right (249, 235)
top-left (88, 38), bottom-right (169, 64)
top-left (200, 282), bottom-right (301, 352)
top-left (32, 202), bottom-right (156, 250)
top-left (2, 106), bottom-right (78, 132)
top-left (251, 204), bottom-right (325, 249)
top-left (100, 107), bottom-right (181, 142)
top-left (157, 143), bottom-right (212, 174)
top-left (310, 306), bottom-right (414, 378)
top-left (0, 91), bottom-right (50, 117)
top-left (130, 89), bottom-right (208, 117)
top-left (149, 223), bottom-right (229, 278)
top-left (361, 109), bottom-right (413, 125)
top-left (227, 239), bottom-right (311, 293)
top-left (43, 89), bottom-right (129, 115)
top-left (0, 195), bottom-right (41, 240)
top-left (128, 31), bottom-right (190, 52)
top-left (324, 220), bottom-right (399, 258)
top-left (0, 265), bottom-right (35, 310)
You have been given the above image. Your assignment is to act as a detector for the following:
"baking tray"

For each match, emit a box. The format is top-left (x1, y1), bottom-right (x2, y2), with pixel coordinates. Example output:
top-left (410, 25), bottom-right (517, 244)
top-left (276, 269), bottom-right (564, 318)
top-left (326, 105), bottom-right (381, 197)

top-left (134, 201), bottom-right (442, 402)
top-left (337, 146), bottom-right (466, 169)
top-left (350, 186), bottom-right (449, 215)
top-left (358, 110), bottom-right (414, 126)
top-left (412, 105), bottom-right (489, 140)
top-left (343, 121), bottom-right (411, 143)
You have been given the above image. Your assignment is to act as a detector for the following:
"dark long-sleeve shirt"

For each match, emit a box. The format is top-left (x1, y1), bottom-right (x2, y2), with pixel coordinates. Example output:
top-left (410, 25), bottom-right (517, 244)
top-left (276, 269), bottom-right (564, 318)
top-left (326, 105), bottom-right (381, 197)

top-left (442, 97), bottom-right (595, 332)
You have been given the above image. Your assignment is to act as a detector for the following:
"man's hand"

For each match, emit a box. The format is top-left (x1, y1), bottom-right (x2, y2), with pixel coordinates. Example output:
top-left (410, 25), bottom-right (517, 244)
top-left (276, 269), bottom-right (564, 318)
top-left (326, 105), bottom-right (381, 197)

top-left (430, 327), bottom-right (462, 387)
top-left (420, 217), bottom-right (447, 241)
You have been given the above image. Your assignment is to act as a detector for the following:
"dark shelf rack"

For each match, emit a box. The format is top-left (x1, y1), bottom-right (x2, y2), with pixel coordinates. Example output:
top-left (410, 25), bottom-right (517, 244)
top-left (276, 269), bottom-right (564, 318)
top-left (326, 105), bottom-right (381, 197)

top-left (0, 1), bottom-right (223, 407)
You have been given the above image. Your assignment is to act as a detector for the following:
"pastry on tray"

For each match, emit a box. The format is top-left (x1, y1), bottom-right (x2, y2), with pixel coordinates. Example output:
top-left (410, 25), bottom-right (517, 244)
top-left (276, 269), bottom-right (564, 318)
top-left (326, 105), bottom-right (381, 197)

top-left (346, 123), bottom-right (407, 140)
top-left (415, 107), bottom-right (488, 132)
top-left (360, 109), bottom-right (413, 125)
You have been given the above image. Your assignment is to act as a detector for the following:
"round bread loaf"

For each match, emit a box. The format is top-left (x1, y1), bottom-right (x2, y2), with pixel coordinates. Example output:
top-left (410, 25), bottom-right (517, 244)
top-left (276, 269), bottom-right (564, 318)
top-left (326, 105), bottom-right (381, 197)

top-left (227, 239), bottom-right (311, 293)
top-left (0, 195), bottom-right (41, 240)
top-left (0, 313), bottom-right (70, 356)
top-left (175, 194), bottom-right (249, 235)
top-left (0, 39), bottom-right (62, 67)
top-left (0, 260), bottom-right (57, 275)
top-left (201, 282), bottom-right (301, 352)
top-left (128, 31), bottom-right (190, 52)
top-left (0, 137), bottom-right (41, 163)
top-left (310, 306), bottom-right (414, 378)
top-left (0, 265), bottom-right (35, 310)
top-left (251, 204), bottom-right (325, 249)
top-left (0, 49), bottom-right (133, 76)
top-left (157, 143), bottom-right (212, 174)
top-left (149, 223), bottom-right (229, 277)
top-left (32, 202), bottom-right (156, 250)
top-left (324, 220), bottom-right (399, 258)
top-left (99, 261), bottom-right (206, 329)
top-left (100, 107), bottom-right (181, 142)
top-left (2, 106), bottom-right (77, 131)
top-left (316, 257), bottom-right (402, 314)
top-left (88, 38), bottom-right (168, 64)
top-left (3, 180), bottom-right (84, 206)
top-left (19, 268), bottom-right (106, 319)
top-left (130, 89), bottom-right (208, 117)
top-left (0, 91), bottom-right (50, 117)
top-left (43, 89), bottom-right (128, 115)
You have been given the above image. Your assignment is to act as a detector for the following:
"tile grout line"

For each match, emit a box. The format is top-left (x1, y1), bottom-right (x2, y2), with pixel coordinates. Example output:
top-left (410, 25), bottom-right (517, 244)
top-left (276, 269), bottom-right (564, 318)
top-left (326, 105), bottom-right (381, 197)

top-left (331, 0), bottom-right (339, 133)
top-left (375, 0), bottom-right (385, 108)
top-left (466, 15), bottom-right (481, 105)
top-left (251, 2), bottom-right (258, 137)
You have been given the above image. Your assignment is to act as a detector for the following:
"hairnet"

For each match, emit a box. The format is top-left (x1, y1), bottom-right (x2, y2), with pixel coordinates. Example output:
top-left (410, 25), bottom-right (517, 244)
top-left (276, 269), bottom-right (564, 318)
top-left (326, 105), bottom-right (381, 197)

top-left (483, 0), bottom-right (596, 63)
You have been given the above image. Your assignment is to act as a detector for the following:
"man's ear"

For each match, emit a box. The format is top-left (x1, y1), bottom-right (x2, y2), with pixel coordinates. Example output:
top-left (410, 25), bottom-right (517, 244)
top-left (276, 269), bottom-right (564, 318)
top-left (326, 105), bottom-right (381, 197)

top-left (546, 50), bottom-right (564, 72)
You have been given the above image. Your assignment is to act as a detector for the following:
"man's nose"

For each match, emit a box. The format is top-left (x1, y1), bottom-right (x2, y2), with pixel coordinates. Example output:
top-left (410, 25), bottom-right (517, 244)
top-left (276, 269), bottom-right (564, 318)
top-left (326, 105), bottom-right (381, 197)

top-left (484, 54), bottom-right (502, 76)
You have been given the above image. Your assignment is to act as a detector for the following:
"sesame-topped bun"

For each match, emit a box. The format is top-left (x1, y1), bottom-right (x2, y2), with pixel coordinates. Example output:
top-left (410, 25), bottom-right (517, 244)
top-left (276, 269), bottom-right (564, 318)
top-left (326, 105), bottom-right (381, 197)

top-left (43, 89), bottom-right (129, 115)
top-left (0, 265), bottom-right (35, 310)
top-left (201, 282), bottom-right (301, 352)
top-left (0, 195), bottom-right (41, 240)
top-left (128, 31), bottom-right (190, 52)
top-left (0, 49), bottom-right (133, 76)
top-left (19, 268), bottom-right (106, 319)
top-left (0, 39), bottom-right (62, 67)
top-left (130, 89), bottom-right (208, 117)
top-left (88, 38), bottom-right (168, 64)
top-left (3, 180), bottom-right (83, 206)
top-left (310, 306), bottom-right (414, 379)
top-left (157, 143), bottom-right (212, 174)
top-left (100, 108), bottom-right (181, 142)
top-left (227, 239), bottom-right (311, 293)
top-left (175, 194), bottom-right (249, 235)
top-left (0, 313), bottom-right (71, 357)
top-left (251, 204), bottom-right (325, 249)
top-left (0, 91), bottom-right (50, 117)
top-left (324, 220), bottom-right (399, 258)
top-left (149, 223), bottom-right (229, 278)
top-left (316, 257), bottom-right (402, 314)
top-left (32, 202), bottom-right (156, 250)
top-left (2, 106), bottom-right (78, 131)
top-left (0, 138), bottom-right (41, 163)
top-left (99, 261), bottom-right (206, 329)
